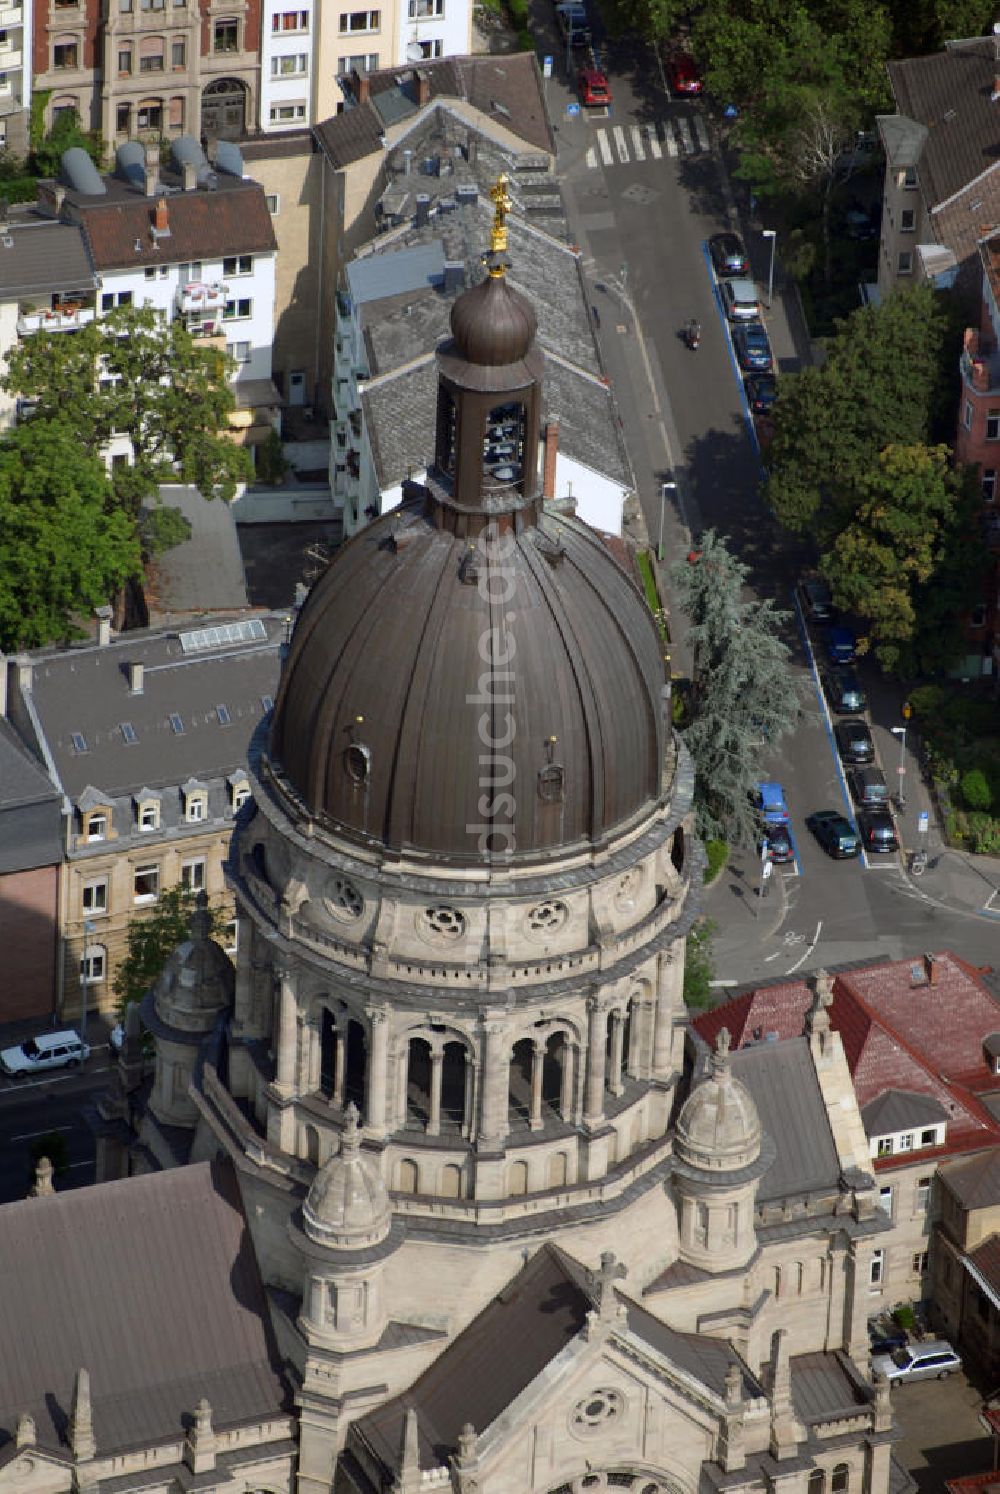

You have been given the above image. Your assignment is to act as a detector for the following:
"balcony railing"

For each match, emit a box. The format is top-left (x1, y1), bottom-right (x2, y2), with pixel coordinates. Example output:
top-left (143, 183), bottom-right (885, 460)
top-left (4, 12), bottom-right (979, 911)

top-left (17, 303), bottom-right (95, 334)
top-left (176, 280), bottom-right (228, 315)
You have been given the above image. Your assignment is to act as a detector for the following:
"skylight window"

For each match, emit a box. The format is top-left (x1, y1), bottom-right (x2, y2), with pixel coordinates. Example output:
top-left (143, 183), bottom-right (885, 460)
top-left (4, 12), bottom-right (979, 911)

top-left (216, 704), bottom-right (231, 725)
top-left (169, 713), bottom-right (185, 735)
top-left (261, 694), bottom-right (274, 712)
top-left (120, 722), bottom-right (138, 745)
top-left (178, 618), bottom-right (266, 653)
top-left (71, 732), bottom-right (88, 753)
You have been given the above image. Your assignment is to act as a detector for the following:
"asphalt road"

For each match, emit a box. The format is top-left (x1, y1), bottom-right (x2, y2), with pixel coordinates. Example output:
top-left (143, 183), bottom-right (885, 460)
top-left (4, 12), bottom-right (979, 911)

top-left (0, 1060), bottom-right (109, 1204)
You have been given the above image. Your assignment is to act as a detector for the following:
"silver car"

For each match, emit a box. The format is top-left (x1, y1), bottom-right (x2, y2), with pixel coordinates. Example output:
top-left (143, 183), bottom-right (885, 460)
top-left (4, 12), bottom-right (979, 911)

top-left (871, 1340), bottom-right (961, 1384)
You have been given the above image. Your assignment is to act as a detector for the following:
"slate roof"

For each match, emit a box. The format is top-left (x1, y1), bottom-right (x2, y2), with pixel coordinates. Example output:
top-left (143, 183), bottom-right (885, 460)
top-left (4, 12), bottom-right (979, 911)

top-left (314, 53), bottom-right (553, 169)
top-left (143, 485), bottom-right (249, 623)
top-left (861, 1090), bottom-right (949, 1136)
top-left (728, 1037), bottom-right (841, 1202)
top-left (694, 954), bottom-right (1000, 1169)
top-left (787, 1352), bottom-right (868, 1423)
top-left (0, 721), bottom-right (63, 874)
top-left (347, 241), bottom-right (446, 303)
top-left (623, 1300), bottom-right (762, 1398)
top-left (350, 1242), bottom-right (591, 1473)
top-left (886, 39), bottom-right (1000, 208)
top-left (940, 1148), bottom-right (1000, 1210)
top-left (19, 613), bottom-right (283, 802)
top-left (62, 176), bottom-right (277, 272)
top-left (0, 216), bottom-right (97, 301)
top-left (967, 1233), bottom-right (1000, 1297)
top-left (0, 1160), bottom-right (291, 1453)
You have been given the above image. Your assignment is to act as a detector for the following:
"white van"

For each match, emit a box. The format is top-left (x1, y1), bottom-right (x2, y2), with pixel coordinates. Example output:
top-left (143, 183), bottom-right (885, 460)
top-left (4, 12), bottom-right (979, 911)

top-left (721, 277), bottom-right (761, 321)
top-left (0, 1029), bottom-right (91, 1077)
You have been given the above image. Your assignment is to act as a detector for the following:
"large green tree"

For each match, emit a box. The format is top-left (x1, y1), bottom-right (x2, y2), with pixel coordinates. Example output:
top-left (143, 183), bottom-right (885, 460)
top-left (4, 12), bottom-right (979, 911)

top-left (113, 885), bottom-right (228, 1014)
top-left (765, 283), bottom-right (959, 541)
top-left (670, 531), bottom-right (805, 847)
top-left (3, 304), bottom-right (252, 520)
top-left (0, 418), bottom-right (140, 650)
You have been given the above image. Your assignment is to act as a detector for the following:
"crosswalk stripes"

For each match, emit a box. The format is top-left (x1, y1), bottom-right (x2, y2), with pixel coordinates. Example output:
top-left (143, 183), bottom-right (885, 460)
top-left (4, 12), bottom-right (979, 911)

top-left (582, 116), bottom-right (710, 171)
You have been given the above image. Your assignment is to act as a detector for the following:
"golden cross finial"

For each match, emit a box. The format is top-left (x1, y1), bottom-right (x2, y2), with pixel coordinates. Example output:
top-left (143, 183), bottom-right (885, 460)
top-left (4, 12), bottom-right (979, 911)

top-left (488, 173), bottom-right (511, 276)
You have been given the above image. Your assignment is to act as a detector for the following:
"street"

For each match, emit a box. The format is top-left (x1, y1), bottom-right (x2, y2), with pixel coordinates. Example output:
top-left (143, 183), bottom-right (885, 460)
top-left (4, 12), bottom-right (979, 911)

top-left (0, 1060), bottom-right (107, 1203)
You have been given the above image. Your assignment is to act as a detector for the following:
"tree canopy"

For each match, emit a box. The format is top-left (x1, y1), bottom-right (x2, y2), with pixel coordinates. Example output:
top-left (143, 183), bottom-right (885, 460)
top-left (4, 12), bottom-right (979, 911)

top-left (113, 884), bottom-right (228, 1014)
top-left (0, 418), bottom-right (140, 650)
top-left (3, 304), bottom-right (252, 520)
top-left (670, 531), bottom-right (805, 847)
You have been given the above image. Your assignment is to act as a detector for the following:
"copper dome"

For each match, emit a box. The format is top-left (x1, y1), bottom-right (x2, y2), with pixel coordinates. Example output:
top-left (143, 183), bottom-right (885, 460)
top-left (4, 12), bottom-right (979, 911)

top-left (267, 501), bottom-right (668, 864)
top-left (449, 273), bottom-right (537, 367)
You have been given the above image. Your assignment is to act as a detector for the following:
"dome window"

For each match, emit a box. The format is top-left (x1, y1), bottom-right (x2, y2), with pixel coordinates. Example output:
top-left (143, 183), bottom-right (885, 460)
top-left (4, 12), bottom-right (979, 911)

top-left (325, 876), bottom-right (364, 922)
top-left (421, 905), bottom-right (466, 940)
top-left (538, 763), bottom-right (564, 804)
top-left (527, 900), bottom-right (567, 934)
top-left (345, 743), bottom-right (371, 785)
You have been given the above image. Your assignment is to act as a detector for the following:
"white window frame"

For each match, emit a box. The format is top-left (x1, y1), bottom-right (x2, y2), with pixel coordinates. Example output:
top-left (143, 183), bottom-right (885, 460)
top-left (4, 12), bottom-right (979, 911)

top-left (82, 879), bottom-right (108, 915)
top-left (265, 192), bottom-right (280, 213)
top-left (916, 1175), bottom-right (932, 1211)
top-left (879, 1185), bottom-right (893, 1219)
top-left (133, 863), bottom-right (160, 903)
top-left (900, 207), bottom-right (915, 232)
top-left (86, 811), bottom-right (108, 841)
top-left (185, 792), bottom-right (208, 823)
top-left (408, 0), bottom-right (443, 15)
top-left (231, 780), bottom-right (251, 810)
top-left (81, 944), bottom-right (106, 982)
top-left (222, 253), bottom-right (252, 276)
top-left (181, 857), bottom-right (206, 892)
top-left (269, 102), bottom-right (305, 121)
top-left (983, 469), bottom-right (996, 501)
top-left (338, 8), bottom-right (379, 30)
top-left (897, 250), bottom-right (912, 275)
top-left (138, 799), bottom-right (160, 831)
top-left (224, 916), bottom-right (239, 955)
top-left (912, 1250), bottom-right (928, 1275)
top-left (223, 297), bottom-right (252, 322)
top-left (270, 50), bottom-right (308, 74)
top-left (987, 411), bottom-right (1000, 441)
top-left (869, 1249), bottom-right (885, 1287)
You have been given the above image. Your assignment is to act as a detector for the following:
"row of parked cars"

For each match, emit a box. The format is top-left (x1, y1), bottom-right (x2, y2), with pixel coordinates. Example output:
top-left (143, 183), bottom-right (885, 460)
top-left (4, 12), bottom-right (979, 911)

top-left (708, 231), bottom-right (777, 416)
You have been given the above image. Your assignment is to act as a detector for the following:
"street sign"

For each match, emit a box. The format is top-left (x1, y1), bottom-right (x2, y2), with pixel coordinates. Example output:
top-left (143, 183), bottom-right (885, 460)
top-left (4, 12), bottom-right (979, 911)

top-left (760, 839), bottom-right (770, 862)
top-left (566, 102), bottom-right (581, 118)
top-left (543, 55), bottom-right (553, 77)
top-left (918, 811), bottom-right (929, 833)
top-left (762, 860), bottom-right (773, 880)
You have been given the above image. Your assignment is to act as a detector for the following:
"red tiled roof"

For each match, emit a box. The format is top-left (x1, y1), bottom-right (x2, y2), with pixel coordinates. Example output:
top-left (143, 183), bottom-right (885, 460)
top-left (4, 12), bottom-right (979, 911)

top-left (946, 1477), bottom-right (1000, 1493)
top-left (74, 182), bottom-right (277, 271)
top-left (968, 1233), bottom-right (1000, 1296)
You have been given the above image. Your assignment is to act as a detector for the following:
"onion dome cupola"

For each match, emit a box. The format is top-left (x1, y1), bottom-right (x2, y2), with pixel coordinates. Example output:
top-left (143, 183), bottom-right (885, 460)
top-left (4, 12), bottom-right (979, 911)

top-left (267, 180), bottom-right (671, 864)
top-left (673, 1030), bottom-right (771, 1274)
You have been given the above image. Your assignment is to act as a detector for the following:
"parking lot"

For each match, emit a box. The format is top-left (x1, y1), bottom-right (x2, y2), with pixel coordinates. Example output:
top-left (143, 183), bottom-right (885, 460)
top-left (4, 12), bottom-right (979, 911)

top-left (889, 1368), bottom-right (997, 1491)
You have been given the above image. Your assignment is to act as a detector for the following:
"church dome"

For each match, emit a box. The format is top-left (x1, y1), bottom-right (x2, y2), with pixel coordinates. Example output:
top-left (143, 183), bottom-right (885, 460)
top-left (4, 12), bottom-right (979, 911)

top-left (303, 1105), bottom-right (391, 1249)
top-left (675, 1032), bottom-right (761, 1174)
top-left (151, 892), bottom-right (234, 1033)
top-left (268, 502), bottom-right (668, 863)
top-left (449, 272), bottom-right (537, 366)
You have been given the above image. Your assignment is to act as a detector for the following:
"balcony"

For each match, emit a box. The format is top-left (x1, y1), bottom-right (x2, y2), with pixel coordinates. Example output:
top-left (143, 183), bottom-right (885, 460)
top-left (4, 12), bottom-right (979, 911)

top-left (0, 44), bottom-right (21, 67)
top-left (176, 280), bottom-right (228, 316)
top-left (961, 331), bottom-right (1000, 396)
top-left (0, 4), bottom-right (23, 24)
top-left (17, 302), bottom-right (95, 334)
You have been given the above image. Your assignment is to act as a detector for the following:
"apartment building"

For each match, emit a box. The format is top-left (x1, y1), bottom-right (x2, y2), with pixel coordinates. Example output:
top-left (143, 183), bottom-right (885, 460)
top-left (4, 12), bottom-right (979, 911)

top-left (1, 612), bottom-right (284, 1018)
top-left (0, 0), bottom-right (30, 154)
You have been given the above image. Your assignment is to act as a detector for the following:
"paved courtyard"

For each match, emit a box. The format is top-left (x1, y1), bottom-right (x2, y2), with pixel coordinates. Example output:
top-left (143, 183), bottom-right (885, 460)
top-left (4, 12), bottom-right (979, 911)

top-left (889, 1368), bottom-right (998, 1491)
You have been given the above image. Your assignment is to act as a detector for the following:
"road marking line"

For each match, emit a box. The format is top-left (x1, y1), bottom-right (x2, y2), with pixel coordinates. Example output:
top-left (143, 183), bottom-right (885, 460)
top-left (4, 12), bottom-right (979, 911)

top-left (665, 123), bottom-right (679, 156)
top-left (785, 921), bottom-right (823, 974)
top-left (612, 125), bottom-right (629, 163)
top-left (585, 145), bottom-right (597, 169)
top-left (10, 1125), bottom-right (75, 1141)
top-left (630, 126), bottom-right (646, 160)
top-left (647, 128), bottom-right (662, 159)
top-left (676, 117), bottom-right (694, 154)
top-left (694, 115), bottom-right (710, 150)
top-left (598, 129), bottom-right (613, 167)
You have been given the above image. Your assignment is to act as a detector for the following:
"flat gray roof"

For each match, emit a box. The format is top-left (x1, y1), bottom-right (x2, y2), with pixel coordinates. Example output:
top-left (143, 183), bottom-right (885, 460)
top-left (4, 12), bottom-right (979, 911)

top-left (143, 485), bottom-right (249, 624)
top-left (730, 1038), bottom-right (842, 1202)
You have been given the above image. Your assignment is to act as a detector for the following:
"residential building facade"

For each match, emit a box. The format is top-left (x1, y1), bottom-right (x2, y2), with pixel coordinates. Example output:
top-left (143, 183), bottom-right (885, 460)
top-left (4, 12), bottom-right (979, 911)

top-left (0, 0), bottom-right (31, 154)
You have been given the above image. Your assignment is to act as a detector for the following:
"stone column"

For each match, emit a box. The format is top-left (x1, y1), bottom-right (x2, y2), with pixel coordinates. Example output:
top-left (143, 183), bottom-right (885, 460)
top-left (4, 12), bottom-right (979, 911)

top-left (652, 950), bottom-right (678, 1077)
top-left (428, 1044), bottom-right (445, 1136)
top-left (367, 1008), bottom-right (389, 1134)
top-left (608, 1012), bottom-right (625, 1096)
top-left (332, 1027), bottom-right (346, 1109)
top-left (559, 1039), bottom-right (575, 1121)
top-left (584, 998), bottom-right (607, 1125)
top-left (479, 1020), bottom-right (508, 1147)
top-left (529, 1041), bottom-right (545, 1131)
top-left (307, 1016), bottom-right (322, 1092)
top-left (395, 1042), bottom-right (410, 1131)
top-left (463, 1053), bottom-right (476, 1140)
top-left (275, 966), bottom-right (297, 1093)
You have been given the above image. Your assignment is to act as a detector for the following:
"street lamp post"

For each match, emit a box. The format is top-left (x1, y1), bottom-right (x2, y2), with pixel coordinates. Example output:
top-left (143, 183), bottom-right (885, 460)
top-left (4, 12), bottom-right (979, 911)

top-left (890, 726), bottom-right (907, 811)
top-left (762, 229), bottom-right (776, 309)
top-left (659, 480), bottom-right (677, 562)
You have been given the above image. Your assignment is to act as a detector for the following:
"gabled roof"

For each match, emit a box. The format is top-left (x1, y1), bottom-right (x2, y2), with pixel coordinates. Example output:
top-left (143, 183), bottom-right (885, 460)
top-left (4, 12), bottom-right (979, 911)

top-left (65, 177), bottom-right (277, 272)
top-left (886, 39), bottom-right (1000, 208)
top-left (940, 1148), bottom-right (1000, 1209)
top-left (861, 1090), bottom-right (949, 1136)
top-left (0, 1160), bottom-right (290, 1453)
top-left (967, 1232), bottom-right (1000, 1298)
top-left (0, 216), bottom-right (97, 301)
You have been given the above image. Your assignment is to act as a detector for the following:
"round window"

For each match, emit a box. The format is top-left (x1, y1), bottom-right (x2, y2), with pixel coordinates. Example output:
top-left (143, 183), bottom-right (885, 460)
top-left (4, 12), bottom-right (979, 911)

top-left (614, 867), bottom-right (644, 908)
top-left (324, 877), bottom-right (364, 922)
top-left (526, 900), bottom-right (567, 936)
top-left (570, 1388), bottom-right (624, 1436)
top-left (421, 905), bottom-right (466, 940)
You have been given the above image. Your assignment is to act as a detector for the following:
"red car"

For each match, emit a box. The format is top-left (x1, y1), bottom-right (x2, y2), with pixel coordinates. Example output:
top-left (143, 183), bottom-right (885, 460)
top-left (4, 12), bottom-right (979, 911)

top-left (578, 67), bottom-right (611, 107)
top-left (667, 51), bottom-right (703, 95)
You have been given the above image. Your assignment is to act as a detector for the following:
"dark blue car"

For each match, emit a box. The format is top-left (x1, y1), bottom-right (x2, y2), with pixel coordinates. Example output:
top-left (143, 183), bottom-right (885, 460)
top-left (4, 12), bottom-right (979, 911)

top-left (733, 322), bottom-right (772, 373)
top-left (825, 625), bottom-right (857, 664)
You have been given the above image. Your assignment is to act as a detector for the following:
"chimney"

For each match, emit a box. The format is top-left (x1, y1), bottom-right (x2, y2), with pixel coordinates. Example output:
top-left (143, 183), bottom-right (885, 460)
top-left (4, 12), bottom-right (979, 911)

top-left (543, 420), bottom-right (560, 499)
top-left (442, 260), bottom-right (464, 293)
top-left (38, 182), bottom-right (66, 218)
top-left (144, 142), bottom-right (160, 197)
top-left (924, 952), bottom-right (938, 986)
top-left (95, 605), bottom-right (113, 647)
top-left (14, 655), bottom-right (32, 695)
top-left (153, 197), bottom-right (169, 233)
top-left (353, 68), bottom-right (370, 104)
top-left (402, 147), bottom-right (412, 174)
top-left (414, 68), bottom-right (430, 107)
top-left (415, 193), bottom-right (431, 227)
top-left (128, 661), bottom-right (144, 694)
top-left (182, 160), bottom-right (198, 192)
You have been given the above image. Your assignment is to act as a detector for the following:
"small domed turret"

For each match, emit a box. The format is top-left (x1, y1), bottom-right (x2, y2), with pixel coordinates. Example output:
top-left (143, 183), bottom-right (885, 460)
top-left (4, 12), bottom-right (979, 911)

top-left (449, 273), bottom-right (536, 366)
top-left (676, 1028), bottom-right (761, 1174)
top-left (303, 1104), bottom-right (391, 1250)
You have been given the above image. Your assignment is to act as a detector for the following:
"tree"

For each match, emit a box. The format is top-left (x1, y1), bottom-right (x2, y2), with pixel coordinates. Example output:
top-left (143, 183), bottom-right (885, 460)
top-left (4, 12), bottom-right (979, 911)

top-left (3, 304), bottom-right (252, 522)
top-left (765, 283), bottom-right (959, 541)
top-left (683, 918), bottom-right (717, 1010)
top-left (669, 531), bottom-right (805, 846)
top-left (29, 106), bottom-right (103, 179)
top-left (0, 419), bottom-right (140, 650)
top-left (113, 885), bottom-right (228, 1014)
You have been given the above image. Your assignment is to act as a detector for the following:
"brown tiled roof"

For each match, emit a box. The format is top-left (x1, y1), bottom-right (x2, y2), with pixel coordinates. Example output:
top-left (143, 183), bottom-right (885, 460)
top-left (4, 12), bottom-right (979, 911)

top-left (887, 39), bottom-right (1000, 208)
top-left (349, 1243), bottom-right (590, 1474)
top-left (942, 1148), bottom-right (1000, 1210)
top-left (0, 1159), bottom-right (291, 1453)
top-left (314, 52), bottom-right (554, 170)
top-left (968, 1232), bottom-right (1000, 1295)
top-left (73, 181), bottom-right (277, 271)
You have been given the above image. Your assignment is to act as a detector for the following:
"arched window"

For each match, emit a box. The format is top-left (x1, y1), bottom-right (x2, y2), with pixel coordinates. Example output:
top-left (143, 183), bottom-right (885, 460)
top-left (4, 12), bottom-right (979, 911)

top-left (343, 1017), bottom-right (367, 1112)
top-left (670, 825), bottom-right (685, 872)
top-left (773, 1265), bottom-right (782, 1298)
top-left (808, 1472), bottom-right (826, 1494)
top-left (508, 1159), bottom-right (528, 1196)
top-left (439, 1163), bottom-right (462, 1198)
top-left (541, 1032), bottom-right (563, 1119)
top-left (440, 1041), bottom-right (467, 1132)
top-left (508, 1037), bottom-right (533, 1128)
top-left (319, 1008), bottom-right (341, 1103)
top-left (304, 1124), bottom-right (319, 1166)
top-left (397, 1158), bottom-right (418, 1193)
top-left (548, 1151), bottom-right (568, 1188)
top-left (405, 1037), bottom-right (431, 1127)
top-left (831, 1465), bottom-right (849, 1493)
top-left (795, 1261), bottom-right (805, 1295)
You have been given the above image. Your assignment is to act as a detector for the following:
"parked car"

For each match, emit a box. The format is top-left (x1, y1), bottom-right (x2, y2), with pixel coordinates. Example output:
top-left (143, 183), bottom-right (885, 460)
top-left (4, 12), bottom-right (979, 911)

top-left (850, 765), bottom-right (890, 810)
top-left (732, 322), bottom-right (772, 373)
top-left (824, 666), bottom-right (866, 714)
top-left (858, 808), bottom-right (898, 854)
top-left (760, 821), bottom-right (795, 863)
top-left (667, 51), bottom-right (703, 94)
top-left (825, 624), bottom-right (857, 664)
top-left (556, 3), bottom-right (591, 45)
top-left (0, 1029), bottom-right (90, 1077)
top-left (871, 1340), bottom-right (961, 1384)
top-left (797, 576), bottom-right (834, 622)
top-left (709, 232), bottom-right (749, 277)
top-left (745, 372), bottom-right (777, 413)
top-left (577, 66), bottom-right (610, 106)
top-left (751, 781), bottom-right (789, 823)
top-left (835, 719), bottom-right (875, 765)
top-left (805, 810), bottom-right (860, 859)
top-left (721, 277), bottom-right (761, 322)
